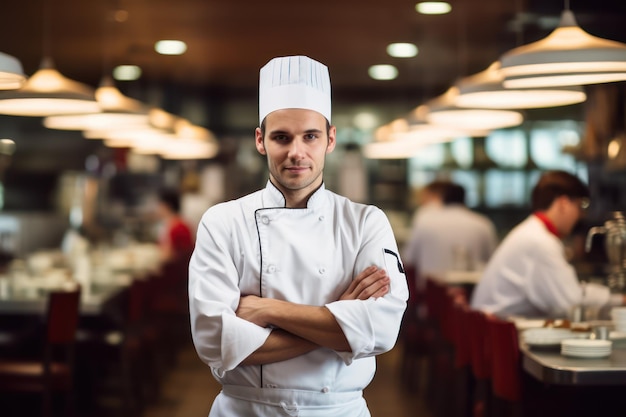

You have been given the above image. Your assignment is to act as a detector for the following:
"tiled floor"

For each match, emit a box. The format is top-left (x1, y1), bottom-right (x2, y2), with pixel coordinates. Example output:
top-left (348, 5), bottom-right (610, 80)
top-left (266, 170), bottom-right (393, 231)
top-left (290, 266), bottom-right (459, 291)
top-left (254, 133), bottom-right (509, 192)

top-left (142, 341), bottom-right (432, 417)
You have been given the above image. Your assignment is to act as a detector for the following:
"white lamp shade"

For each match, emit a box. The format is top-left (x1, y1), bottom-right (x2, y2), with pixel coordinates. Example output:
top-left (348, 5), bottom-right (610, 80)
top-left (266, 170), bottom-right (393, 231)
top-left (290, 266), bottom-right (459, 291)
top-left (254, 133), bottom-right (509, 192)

top-left (426, 87), bottom-right (523, 130)
top-left (456, 61), bottom-right (587, 109)
top-left (0, 51), bottom-right (26, 90)
top-left (500, 10), bottom-right (626, 88)
top-left (0, 58), bottom-right (100, 116)
top-left (45, 113), bottom-right (150, 131)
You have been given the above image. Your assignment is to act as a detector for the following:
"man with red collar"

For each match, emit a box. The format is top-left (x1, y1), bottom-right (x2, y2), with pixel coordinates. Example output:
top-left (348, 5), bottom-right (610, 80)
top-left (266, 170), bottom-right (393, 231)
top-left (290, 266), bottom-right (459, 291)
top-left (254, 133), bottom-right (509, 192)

top-left (471, 170), bottom-right (626, 319)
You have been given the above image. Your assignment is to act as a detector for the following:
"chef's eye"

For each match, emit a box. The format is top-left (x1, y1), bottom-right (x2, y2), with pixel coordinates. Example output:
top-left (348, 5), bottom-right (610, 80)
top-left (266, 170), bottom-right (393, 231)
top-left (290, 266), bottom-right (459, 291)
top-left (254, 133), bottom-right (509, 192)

top-left (273, 134), bottom-right (290, 142)
top-left (304, 133), bottom-right (318, 140)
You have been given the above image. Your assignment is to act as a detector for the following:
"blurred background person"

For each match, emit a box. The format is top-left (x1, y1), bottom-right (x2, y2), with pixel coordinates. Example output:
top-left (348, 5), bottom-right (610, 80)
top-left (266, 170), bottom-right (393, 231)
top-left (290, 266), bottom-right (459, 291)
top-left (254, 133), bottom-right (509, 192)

top-left (155, 188), bottom-right (194, 264)
top-left (402, 180), bottom-right (498, 291)
top-left (470, 170), bottom-right (626, 319)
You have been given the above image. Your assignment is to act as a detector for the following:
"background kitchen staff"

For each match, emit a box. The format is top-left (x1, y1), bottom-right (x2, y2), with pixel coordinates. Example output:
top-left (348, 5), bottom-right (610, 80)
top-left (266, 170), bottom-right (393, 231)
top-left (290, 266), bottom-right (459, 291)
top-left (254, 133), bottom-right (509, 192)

top-left (471, 170), bottom-right (626, 319)
top-left (188, 55), bottom-right (408, 417)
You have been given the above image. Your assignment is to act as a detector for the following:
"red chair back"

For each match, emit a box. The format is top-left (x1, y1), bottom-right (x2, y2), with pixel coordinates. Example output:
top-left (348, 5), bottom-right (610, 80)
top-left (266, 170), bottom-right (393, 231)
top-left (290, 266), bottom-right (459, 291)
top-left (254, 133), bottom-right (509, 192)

top-left (46, 286), bottom-right (81, 345)
top-left (452, 301), bottom-right (472, 368)
top-left (487, 315), bottom-right (521, 403)
top-left (468, 309), bottom-right (492, 381)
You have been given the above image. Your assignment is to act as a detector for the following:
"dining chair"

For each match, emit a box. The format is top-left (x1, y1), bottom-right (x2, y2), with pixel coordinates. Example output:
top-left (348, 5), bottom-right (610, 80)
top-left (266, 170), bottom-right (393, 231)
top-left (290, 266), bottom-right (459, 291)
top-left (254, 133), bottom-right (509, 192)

top-left (468, 309), bottom-right (493, 417)
top-left (0, 285), bottom-right (81, 417)
top-left (485, 314), bottom-right (522, 417)
top-left (76, 277), bottom-right (159, 416)
top-left (399, 266), bottom-right (435, 393)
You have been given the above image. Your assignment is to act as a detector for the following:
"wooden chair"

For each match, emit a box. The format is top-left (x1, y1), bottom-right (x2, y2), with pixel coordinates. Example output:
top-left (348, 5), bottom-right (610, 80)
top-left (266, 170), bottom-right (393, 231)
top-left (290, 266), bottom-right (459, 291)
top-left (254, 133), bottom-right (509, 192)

top-left (0, 285), bottom-right (81, 417)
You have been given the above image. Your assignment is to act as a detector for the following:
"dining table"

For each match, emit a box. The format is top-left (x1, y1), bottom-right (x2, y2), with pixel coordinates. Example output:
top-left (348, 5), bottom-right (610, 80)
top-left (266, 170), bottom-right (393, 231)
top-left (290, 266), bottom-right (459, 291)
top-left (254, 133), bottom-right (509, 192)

top-left (516, 319), bottom-right (626, 417)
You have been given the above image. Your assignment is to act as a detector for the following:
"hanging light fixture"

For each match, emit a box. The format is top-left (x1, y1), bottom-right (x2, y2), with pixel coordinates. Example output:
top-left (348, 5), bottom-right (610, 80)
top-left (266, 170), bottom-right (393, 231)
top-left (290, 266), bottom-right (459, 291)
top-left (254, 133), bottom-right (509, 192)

top-left (43, 76), bottom-right (149, 131)
top-left (499, 9), bottom-right (626, 88)
top-left (426, 86), bottom-right (524, 131)
top-left (0, 51), bottom-right (27, 90)
top-left (0, 57), bottom-right (100, 116)
top-left (456, 61), bottom-right (587, 109)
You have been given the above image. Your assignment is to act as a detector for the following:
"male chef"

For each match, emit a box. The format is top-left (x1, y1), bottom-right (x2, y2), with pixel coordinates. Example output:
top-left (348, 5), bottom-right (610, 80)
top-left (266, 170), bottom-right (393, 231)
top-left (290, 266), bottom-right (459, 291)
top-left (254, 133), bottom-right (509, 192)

top-left (188, 55), bottom-right (408, 416)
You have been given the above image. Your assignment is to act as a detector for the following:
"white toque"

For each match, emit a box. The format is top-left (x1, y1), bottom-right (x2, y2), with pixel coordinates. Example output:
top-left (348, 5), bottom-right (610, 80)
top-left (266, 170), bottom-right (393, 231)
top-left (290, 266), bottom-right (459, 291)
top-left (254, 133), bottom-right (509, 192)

top-left (258, 55), bottom-right (331, 125)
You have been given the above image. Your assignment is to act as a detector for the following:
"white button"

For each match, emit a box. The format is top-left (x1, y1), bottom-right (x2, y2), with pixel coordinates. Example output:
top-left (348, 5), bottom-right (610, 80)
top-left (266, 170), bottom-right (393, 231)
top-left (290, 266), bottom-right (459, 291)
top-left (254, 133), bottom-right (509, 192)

top-left (262, 216), bottom-right (270, 225)
top-left (318, 215), bottom-right (324, 221)
top-left (321, 387), bottom-right (329, 393)
top-left (318, 268), bottom-right (326, 275)
top-left (268, 265), bottom-right (276, 273)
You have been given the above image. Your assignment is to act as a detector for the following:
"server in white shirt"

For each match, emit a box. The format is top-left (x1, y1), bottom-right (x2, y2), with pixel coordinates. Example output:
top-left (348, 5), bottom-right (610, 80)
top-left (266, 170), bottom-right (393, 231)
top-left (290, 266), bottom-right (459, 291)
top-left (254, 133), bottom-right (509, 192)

top-left (403, 180), bottom-right (498, 288)
top-left (188, 55), bottom-right (408, 417)
top-left (471, 170), bottom-right (626, 319)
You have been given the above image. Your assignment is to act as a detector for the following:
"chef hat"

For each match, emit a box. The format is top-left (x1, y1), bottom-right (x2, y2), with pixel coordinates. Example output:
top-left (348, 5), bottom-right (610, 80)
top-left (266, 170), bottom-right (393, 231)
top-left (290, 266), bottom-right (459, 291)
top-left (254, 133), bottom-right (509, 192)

top-left (259, 55), bottom-right (331, 125)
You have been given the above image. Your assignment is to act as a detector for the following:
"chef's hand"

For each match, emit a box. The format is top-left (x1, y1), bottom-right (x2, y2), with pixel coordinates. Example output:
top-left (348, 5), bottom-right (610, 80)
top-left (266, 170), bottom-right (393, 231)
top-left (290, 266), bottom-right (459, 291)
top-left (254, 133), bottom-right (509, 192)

top-left (236, 295), bottom-right (272, 328)
top-left (339, 266), bottom-right (390, 301)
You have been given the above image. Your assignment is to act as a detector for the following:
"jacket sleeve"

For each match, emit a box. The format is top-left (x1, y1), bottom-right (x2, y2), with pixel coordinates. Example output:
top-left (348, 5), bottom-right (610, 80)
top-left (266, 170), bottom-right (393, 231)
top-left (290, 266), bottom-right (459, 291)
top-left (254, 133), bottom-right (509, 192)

top-left (188, 206), bottom-right (271, 377)
top-left (526, 238), bottom-right (610, 318)
top-left (325, 207), bottom-right (409, 364)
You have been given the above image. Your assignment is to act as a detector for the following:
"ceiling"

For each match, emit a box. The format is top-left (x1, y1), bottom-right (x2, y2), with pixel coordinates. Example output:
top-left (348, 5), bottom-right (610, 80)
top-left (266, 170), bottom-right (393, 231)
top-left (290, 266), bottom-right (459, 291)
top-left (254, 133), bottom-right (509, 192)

top-left (0, 0), bottom-right (625, 179)
top-left (1, 1), bottom-right (625, 115)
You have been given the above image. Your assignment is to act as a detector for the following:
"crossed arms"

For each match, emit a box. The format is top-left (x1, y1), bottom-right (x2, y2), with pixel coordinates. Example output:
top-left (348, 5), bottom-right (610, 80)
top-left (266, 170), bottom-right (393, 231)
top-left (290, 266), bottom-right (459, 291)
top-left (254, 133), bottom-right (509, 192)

top-left (236, 265), bottom-right (390, 366)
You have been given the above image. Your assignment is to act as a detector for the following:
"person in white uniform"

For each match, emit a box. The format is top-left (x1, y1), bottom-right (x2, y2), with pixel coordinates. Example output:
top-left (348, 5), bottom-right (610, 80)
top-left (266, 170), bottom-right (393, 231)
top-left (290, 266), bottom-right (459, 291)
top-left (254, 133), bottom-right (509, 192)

top-left (402, 180), bottom-right (497, 289)
top-left (471, 170), bottom-right (626, 319)
top-left (188, 55), bottom-right (409, 417)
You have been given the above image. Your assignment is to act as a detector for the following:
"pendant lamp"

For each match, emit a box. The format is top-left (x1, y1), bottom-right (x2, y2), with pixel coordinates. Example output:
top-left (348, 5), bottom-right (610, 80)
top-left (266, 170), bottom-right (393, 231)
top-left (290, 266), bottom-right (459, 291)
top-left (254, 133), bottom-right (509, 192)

top-left (499, 10), bottom-right (626, 88)
top-left (0, 57), bottom-right (100, 116)
top-left (44, 76), bottom-right (149, 131)
top-left (0, 52), bottom-right (27, 90)
top-left (426, 87), bottom-right (524, 131)
top-left (456, 61), bottom-right (587, 109)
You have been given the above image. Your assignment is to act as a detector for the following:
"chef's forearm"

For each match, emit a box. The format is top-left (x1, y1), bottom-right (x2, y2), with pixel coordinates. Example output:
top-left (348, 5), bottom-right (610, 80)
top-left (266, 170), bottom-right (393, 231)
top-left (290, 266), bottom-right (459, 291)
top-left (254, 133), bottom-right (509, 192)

top-left (264, 299), bottom-right (352, 352)
top-left (240, 328), bottom-right (317, 366)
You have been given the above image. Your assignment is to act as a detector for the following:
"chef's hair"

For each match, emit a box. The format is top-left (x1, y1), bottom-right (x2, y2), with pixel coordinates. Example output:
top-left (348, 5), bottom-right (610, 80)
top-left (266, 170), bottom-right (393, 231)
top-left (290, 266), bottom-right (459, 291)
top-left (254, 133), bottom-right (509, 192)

top-left (531, 170), bottom-right (589, 211)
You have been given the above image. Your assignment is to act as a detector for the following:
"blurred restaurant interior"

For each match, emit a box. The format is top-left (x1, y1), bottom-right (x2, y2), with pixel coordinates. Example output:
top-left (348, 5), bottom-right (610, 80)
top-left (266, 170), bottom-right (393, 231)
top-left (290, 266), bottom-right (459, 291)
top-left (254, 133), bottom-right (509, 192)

top-left (1, 0), bottom-right (626, 416)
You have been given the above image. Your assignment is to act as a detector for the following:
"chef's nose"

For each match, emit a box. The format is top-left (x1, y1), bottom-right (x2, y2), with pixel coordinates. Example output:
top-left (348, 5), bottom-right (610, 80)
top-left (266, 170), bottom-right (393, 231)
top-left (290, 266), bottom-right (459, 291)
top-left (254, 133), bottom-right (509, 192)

top-left (287, 139), bottom-right (305, 159)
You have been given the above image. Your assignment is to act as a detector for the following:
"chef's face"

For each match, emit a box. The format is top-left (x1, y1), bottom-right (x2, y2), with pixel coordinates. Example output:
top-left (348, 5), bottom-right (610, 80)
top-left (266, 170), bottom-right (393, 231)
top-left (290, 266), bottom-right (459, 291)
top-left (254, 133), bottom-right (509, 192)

top-left (255, 109), bottom-right (336, 204)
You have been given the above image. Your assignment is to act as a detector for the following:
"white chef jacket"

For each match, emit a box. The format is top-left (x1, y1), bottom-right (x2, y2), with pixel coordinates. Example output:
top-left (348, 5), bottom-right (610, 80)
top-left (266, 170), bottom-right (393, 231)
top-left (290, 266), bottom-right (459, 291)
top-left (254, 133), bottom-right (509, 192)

top-left (189, 181), bottom-right (408, 416)
top-left (402, 204), bottom-right (497, 285)
top-left (470, 215), bottom-right (617, 319)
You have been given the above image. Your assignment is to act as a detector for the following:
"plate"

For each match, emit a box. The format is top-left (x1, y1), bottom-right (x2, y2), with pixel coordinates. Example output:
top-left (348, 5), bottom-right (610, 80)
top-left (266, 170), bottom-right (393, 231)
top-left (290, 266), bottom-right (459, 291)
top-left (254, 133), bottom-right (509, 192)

top-left (561, 350), bottom-right (611, 358)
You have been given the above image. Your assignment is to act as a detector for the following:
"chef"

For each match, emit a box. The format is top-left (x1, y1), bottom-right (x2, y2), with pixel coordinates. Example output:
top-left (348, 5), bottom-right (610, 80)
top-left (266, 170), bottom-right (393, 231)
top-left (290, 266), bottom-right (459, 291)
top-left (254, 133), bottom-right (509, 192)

top-left (188, 55), bottom-right (408, 417)
top-left (471, 170), bottom-right (626, 319)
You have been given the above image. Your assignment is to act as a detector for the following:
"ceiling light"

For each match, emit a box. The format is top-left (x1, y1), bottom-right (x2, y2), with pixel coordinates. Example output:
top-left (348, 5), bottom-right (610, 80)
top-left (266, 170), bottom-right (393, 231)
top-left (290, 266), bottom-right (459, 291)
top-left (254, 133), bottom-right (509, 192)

top-left (426, 87), bottom-right (523, 131)
top-left (0, 57), bottom-right (100, 116)
top-left (500, 10), bottom-right (626, 88)
top-left (387, 43), bottom-right (418, 58)
top-left (0, 51), bottom-right (26, 90)
top-left (456, 61), bottom-right (587, 109)
top-left (113, 65), bottom-right (142, 81)
top-left (44, 76), bottom-right (150, 131)
top-left (415, 2), bottom-right (451, 15)
top-left (155, 40), bottom-right (187, 55)
top-left (368, 65), bottom-right (398, 81)
top-left (363, 140), bottom-right (428, 159)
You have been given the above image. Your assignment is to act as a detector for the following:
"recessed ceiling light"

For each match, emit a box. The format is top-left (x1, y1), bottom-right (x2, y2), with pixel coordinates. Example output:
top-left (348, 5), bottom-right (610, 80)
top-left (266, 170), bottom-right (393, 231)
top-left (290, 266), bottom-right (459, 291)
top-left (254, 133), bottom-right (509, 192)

top-left (368, 65), bottom-right (398, 81)
top-left (155, 40), bottom-right (187, 55)
top-left (415, 2), bottom-right (452, 15)
top-left (113, 65), bottom-right (142, 81)
top-left (387, 43), bottom-right (419, 58)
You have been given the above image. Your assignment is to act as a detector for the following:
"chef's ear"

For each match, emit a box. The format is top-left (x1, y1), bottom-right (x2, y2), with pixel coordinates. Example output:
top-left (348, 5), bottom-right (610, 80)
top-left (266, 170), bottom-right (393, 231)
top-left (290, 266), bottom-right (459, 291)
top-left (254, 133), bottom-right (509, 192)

top-left (255, 127), bottom-right (266, 155)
